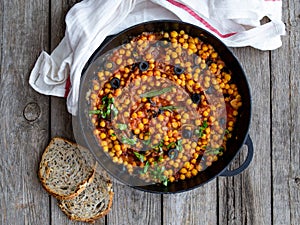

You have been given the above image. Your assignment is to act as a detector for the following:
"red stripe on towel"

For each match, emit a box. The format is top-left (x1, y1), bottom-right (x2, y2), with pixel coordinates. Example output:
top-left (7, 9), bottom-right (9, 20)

top-left (64, 75), bottom-right (71, 98)
top-left (166, 0), bottom-right (236, 38)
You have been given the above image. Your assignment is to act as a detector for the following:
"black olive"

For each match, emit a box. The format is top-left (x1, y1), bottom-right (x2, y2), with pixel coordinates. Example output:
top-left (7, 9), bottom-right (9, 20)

top-left (110, 77), bottom-right (120, 89)
top-left (139, 61), bottom-right (149, 71)
top-left (174, 66), bottom-right (185, 75)
top-left (221, 67), bottom-right (230, 73)
top-left (191, 93), bottom-right (201, 104)
top-left (182, 129), bottom-right (192, 139)
top-left (152, 110), bottom-right (158, 118)
top-left (157, 108), bottom-right (163, 115)
top-left (147, 97), bottom-right (156, 106)
top-left (130, 63), bottom-right (138, 72)
top-left (168, 148), bottom-right (179, 159)
top-left (206, 58), bottom-right (213, 66)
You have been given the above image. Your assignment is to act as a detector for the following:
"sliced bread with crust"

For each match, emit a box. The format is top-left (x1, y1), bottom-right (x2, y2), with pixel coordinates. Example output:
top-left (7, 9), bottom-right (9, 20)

top-left (38, 137), bottom-right (96, 200)
top-left (58, 170), bottom-right (114, 223)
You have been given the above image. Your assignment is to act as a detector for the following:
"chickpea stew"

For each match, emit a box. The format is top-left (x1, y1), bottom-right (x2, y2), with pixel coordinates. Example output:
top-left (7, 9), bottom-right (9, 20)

top-left (87, 30), bottom-right (243, 186)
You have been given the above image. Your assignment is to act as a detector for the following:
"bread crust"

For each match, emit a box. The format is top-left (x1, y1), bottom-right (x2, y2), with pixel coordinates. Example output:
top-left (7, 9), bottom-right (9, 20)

top-left (58, 189), bottom-right (114, 223)
top-left (38, 137), bottom-right (96, 200)
top-left (58, 174), bottom-right (114, 223)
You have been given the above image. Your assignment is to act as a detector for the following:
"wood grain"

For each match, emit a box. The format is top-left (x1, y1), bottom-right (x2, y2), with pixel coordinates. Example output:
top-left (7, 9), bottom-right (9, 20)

top-left (271, 1), bottom-right (300, 224)
top-left (218, 48), bottom-right (272, 225)
top-left (1, 0), bottom-right (299, 224)
top-left (0, 0), bottom-right (50, 224)
top-left (108, 183), bottom-right (162, 225)
top-left (163, 181), bottom-right (217, 225)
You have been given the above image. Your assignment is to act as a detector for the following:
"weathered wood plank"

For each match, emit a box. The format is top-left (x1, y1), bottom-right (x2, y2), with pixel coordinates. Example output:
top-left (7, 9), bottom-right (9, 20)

top-left (271, 1), bottom-right (300, 224)
top-left (48, 0), bottom-right (105, 224)
top-left (0, 1), bottom-right (50, 225)
top-left (108, 183), bottom-right (162, 225)
top-left (50, 0), bottom-right (79, 140)
top-left (218, 48), bottom-right (272, 225)
top-left (163, 181), bottom-right (217, 225)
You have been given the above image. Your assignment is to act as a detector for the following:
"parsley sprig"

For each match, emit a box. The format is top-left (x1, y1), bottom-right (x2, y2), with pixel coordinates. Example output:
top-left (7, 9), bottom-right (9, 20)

top-left (205, 147), bottom-right (224, 155)
top-left (89, 96), bottom-right (118, 119)
top-left (195, 120), bottom-right (208, 138)
top-left (150, 164), bottom-right (168, 186)
top-left (121, 136), bottom-right (136, 145)
top-left (133, 151), bottom-right (145, 162)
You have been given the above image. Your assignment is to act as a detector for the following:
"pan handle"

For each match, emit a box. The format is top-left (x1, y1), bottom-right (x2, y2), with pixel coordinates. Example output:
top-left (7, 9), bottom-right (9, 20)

top-left (220, 135), bottom-right (253, 177)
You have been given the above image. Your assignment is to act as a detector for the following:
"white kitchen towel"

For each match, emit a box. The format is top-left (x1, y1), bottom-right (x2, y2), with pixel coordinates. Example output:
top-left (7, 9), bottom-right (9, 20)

top-left (29, 0), bottom-right (285, 115)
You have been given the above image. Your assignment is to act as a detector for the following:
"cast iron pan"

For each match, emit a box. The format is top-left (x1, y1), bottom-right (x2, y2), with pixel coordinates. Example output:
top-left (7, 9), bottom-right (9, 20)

top-left (76, 20), bottom-right (253, 194)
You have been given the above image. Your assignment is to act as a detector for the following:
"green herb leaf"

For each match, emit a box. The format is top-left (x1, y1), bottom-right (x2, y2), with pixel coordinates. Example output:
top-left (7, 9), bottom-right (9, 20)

top-left (143, 138), bottom-right (151, 146)
top-left (159, 105), bottom-right (181, 112)
top-left (117, 123), bottom-right (128, 131)
top-left (111, 103), bottom-right (118, 117)
top-left (140, 86), bottom-right (174, 98)
top-left (158, 155), bottom-right (163, 162)
top-left (176, 139), bottom-right (183, 152)
top-left (90, 96), bottom-right (117, 119)
top-left (133, 151), bottom-right (145, 162)
top-left (121, 136), bottom-right (136, 145)
top-left (89, 110), bottom-right (102, 115)
top-left (152, 140), bottom-right (164, 150)
top-left (205, 147), bottom-right (224, 155)
top-left (148, 164), bottom-right (169, 186)
top-left (195, 120), bottom-right (208, 138)
top-left (225, 129), bottom-right (230, 134)
top-left (143, 161), bottom-right (150, 173)
top-left (162, 177), bottom-right (168, 186)
top-left (101, 95), bottom-right (108, 103)
top-left (166, 142), bottom-right (176, 149)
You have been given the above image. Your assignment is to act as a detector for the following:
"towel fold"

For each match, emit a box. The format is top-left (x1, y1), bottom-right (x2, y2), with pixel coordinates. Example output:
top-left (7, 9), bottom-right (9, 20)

top-left (29, 0), bottom-right (285, 115)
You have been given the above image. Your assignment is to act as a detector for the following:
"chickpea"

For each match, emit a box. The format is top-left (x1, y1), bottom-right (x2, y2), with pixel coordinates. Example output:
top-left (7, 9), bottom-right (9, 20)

top-left (103, 146), bottom-right (109, 152)
top-left (169, 176), bottom-right (175, 183)
top-left (133, 128), bottom-right (140, 135)
top-left (186, 171), bottom-right (192, 179)
top-left (180, 168), bottom-right (187, 174)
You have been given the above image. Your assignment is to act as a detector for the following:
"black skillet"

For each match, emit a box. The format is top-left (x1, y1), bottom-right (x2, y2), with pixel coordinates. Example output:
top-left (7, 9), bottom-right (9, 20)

top-left (76, 20), bottom-right (253, 194)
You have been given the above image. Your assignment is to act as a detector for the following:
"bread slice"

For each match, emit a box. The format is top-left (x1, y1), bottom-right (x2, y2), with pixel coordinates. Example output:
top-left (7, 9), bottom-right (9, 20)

top-left (58, 170), bottom-right (114, 223)
top-left (38, 137), bottom-right (96, 200)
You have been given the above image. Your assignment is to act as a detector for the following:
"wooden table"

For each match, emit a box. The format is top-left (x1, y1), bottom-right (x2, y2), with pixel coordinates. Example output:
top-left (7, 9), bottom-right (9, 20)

top-left (1, 1), bottom-right (299, 224)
